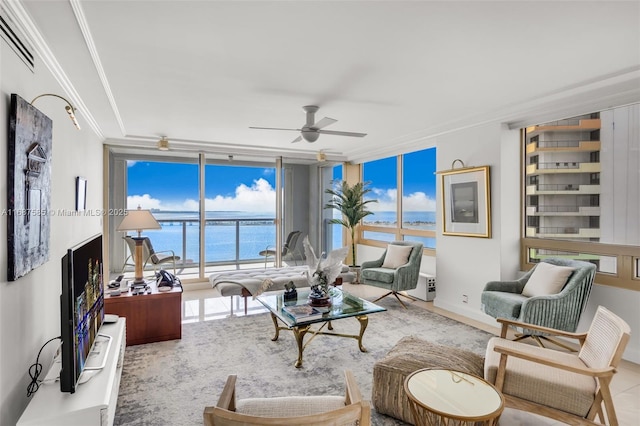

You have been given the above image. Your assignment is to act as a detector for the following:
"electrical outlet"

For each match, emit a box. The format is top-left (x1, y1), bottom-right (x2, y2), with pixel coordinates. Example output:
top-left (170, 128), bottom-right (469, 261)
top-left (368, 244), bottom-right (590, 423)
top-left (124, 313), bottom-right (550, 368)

top-left (462, 294), bottom-right (468, 303)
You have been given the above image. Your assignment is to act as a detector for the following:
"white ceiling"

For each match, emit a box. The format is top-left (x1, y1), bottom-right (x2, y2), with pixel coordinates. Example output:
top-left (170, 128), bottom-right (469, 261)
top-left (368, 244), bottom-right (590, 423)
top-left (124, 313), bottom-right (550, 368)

top-left (7, 1), bottom-right (640, 163)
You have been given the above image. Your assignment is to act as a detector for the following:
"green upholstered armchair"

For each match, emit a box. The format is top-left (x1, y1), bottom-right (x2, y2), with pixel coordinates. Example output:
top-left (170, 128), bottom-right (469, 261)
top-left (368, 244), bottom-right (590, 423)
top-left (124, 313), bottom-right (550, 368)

top-left (481, 258), bottom-right (596, 348)
top-left (361, 241), bottom-right (423, 308)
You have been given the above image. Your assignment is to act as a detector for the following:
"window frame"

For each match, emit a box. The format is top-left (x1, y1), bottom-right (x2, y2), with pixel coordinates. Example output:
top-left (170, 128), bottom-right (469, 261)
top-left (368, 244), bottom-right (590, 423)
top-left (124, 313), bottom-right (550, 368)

top-left (359, 151), bottom-right (436, 257)
top-left (519, 126), bottom-right (640, 291)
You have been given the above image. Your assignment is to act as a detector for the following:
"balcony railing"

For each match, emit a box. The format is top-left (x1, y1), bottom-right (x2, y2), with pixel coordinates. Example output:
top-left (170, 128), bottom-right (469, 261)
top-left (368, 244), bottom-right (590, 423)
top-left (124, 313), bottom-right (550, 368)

top-left (537, 161), bottom-right (580, 170)
top-left (535, 140), bottom-right (581, 148)
top-left (536, 184), bottom-right (580, 191)
top-left (142, 217), bottom-right (277, 269)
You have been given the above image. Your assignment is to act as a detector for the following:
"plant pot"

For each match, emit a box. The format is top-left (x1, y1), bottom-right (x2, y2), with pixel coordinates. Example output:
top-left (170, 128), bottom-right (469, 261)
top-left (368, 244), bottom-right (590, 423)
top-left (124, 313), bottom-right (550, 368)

top-left (349, 265), bottom-right (361, 284)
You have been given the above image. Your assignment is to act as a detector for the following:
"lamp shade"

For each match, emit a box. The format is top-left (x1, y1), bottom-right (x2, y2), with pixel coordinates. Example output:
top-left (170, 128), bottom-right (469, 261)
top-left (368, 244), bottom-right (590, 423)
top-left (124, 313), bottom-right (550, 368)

top-left (117, 206), bottom-right (161, 236)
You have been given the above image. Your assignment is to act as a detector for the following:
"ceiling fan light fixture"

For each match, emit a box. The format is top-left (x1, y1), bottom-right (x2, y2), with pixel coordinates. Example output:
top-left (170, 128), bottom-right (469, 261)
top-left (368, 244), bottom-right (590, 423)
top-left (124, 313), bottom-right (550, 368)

top-left (301, 130), bottom-right (319, 143)
top-left (157, 137), bottom-right (170, 151)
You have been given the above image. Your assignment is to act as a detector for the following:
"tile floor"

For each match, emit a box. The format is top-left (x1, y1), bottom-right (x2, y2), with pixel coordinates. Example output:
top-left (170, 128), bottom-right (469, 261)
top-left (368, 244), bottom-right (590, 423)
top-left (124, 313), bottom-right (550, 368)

top-left (180, 282), bottom-right (640, 426)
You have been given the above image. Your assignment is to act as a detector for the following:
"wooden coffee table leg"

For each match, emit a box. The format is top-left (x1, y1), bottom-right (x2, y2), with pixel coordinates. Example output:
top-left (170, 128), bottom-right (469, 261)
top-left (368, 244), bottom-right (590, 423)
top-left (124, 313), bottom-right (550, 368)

top-left (356, 315), bottom-right (368, 352)
top-left (293, 325), bottom-right (310, 368)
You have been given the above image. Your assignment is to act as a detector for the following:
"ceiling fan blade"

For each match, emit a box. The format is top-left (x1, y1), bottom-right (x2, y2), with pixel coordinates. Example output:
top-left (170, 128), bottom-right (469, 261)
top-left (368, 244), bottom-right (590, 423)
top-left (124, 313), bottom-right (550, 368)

top-left (291, 135), bottom-right (303, 143)
top-left (313, 117), bottom-right (337, 130)
top-left (317, 129), bottom-right (367, 137)
top-left (249, 126), bottom-right (301, 132)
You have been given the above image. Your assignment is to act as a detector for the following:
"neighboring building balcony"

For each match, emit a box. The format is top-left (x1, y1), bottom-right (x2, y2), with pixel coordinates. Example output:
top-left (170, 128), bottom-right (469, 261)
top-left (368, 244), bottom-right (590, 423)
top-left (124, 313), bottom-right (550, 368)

top-left (526, 118), bottom-right (601, 135)
top-left (526, 226), bottom-right (601, 239)
top-left (526, 205), bottom-right (600, 216)
top-left (526, 140), bottom-right (600, 154)
top-left (526, 161), bottom-right (601, 175)
top-left (526, 183), bottom-right (600, 195)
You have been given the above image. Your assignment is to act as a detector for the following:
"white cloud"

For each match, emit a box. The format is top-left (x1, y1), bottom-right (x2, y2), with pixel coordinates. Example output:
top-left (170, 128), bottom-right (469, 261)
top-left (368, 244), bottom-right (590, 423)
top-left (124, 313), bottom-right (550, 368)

top-left (127, 194), bottom-right (162, 210)
top-left (404, 191), bottom-right (437, 211)
top-left (127, 160), bottom-right (137, 167)
top-left (205, 178), bottom-right (275, 211)
top-left (127, 178), bottom-right (276, 212)
top-left (368, 187), bottom-right (435, 212)
top-left (128, 180), bottom-right (434, 213)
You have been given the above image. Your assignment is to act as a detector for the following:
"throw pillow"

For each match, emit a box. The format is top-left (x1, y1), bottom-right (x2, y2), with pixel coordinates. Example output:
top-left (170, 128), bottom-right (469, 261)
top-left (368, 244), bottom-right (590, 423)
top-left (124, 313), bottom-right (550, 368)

top-left (521, 262), bottom-right (574, 297)
top-left (381, 245), bottom-right (413, 268)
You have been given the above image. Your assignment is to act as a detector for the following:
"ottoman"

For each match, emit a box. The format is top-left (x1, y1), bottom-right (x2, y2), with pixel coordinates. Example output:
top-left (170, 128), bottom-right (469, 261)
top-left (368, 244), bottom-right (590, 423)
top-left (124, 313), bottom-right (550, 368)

top-left (372, 336), bottom-right (485, 424)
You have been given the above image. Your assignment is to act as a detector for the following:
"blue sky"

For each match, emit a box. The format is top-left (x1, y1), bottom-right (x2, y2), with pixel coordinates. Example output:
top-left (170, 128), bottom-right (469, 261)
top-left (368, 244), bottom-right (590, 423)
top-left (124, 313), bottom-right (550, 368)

top-left (127, 147), bottom-right (436, 212)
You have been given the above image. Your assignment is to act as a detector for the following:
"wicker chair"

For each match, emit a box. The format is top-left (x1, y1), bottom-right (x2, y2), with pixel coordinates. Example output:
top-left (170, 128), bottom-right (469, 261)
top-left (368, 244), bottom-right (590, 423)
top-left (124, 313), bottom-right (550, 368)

top-left (204, 369), bottom-right (370, 425)
top-left (484, 306), bottom-right (631, 426)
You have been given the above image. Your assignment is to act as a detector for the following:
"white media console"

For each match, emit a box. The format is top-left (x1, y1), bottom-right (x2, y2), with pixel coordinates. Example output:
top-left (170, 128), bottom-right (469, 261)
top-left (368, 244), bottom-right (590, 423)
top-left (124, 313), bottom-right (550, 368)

top-left (18, 318), bottom-right (126, 426)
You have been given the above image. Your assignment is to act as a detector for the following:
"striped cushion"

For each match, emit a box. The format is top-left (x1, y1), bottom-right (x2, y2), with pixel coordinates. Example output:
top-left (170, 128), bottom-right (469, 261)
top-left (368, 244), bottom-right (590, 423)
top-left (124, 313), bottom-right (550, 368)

top-left (484, 337), bottom-right (596, 416)
top-left (236, 395), bottom-right (345, 417)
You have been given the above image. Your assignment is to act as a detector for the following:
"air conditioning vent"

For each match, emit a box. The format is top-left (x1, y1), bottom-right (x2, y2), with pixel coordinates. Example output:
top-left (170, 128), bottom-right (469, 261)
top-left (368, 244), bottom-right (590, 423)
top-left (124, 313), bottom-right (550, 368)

top-left (0, 8), bottom-right (34, 71)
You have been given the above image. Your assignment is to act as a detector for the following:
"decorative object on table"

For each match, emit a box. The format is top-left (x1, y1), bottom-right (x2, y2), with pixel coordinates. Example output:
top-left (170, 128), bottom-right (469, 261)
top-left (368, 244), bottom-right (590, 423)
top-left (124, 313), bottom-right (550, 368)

top-left (437, 160), bottom-right (491, 238)
top-left (324, 180), bottom-right (377, 268)
top-left (283, 281), bottom-right (297, 301)
top-left (303, 236), bottom-right (348, 307)
top-left (116, 206), bottom-right (162, 284)
top-left (7, 94), bottom-right (53, 281)
top-left (282, 304), bottom-right (323, 322)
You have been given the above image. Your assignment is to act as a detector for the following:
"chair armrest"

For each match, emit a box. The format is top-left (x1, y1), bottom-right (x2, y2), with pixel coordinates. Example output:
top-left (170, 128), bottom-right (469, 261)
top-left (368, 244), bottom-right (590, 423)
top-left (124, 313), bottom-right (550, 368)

top-left (153, 249), bottom-right (177, 257)
top-left (492, 341), bottom-right (615, 378)
top-left (497, 317), bottom-right (587, 342)
top-left (361, 258), bottom-right (383, 269)
top-left (483, 280), bottom-right (525, 293)
top-left (216, 374), bottom-right (237, 410)
top-left (344, 369), bottom-right (362, 405)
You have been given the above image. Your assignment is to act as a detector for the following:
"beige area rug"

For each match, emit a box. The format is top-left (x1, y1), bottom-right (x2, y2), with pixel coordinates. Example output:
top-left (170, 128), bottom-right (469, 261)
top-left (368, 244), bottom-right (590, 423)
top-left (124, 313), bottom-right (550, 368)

top-left (114, 297), bottom-right (494, 425)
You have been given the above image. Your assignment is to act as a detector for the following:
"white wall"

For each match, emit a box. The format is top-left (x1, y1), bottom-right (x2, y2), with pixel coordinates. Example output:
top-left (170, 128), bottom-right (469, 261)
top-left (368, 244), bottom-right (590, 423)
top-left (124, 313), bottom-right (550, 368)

top-left (0, 42), bottom-right (104, 425)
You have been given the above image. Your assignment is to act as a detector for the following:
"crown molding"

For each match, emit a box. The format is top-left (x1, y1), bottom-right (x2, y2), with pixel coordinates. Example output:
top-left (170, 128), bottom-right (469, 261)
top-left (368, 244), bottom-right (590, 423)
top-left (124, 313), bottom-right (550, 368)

top-left (2, 0), bottom-right (104, 139)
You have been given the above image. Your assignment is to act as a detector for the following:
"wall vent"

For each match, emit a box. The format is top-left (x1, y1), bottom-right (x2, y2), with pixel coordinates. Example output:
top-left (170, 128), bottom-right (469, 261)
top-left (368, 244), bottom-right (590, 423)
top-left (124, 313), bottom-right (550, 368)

top-left (0, 7), bottom-right (34, 71)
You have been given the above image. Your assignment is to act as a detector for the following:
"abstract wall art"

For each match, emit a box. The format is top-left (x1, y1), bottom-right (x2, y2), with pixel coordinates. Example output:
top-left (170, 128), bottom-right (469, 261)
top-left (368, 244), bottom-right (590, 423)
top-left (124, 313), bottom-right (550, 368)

top-left (7, 93), bottom-right (53, 280)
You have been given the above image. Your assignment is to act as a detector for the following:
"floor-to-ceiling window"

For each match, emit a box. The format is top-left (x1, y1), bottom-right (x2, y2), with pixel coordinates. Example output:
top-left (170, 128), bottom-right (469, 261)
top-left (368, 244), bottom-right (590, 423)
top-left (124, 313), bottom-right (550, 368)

top-left (125, 159), bottom-right (201, 270)
top-left (359, 147), bottom-right (437, 253)
top-left (203, 163), bottom-right (276, 267)
top-left (109, 152), bottom-right (311, 281)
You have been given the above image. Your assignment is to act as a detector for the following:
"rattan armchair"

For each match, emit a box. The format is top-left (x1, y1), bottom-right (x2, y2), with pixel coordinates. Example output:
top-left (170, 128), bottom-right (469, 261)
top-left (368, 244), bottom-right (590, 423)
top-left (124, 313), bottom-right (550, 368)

top-left (204, 369), bottom-right (370, 425)
top-left (484, 306), bottom-right (630, 426)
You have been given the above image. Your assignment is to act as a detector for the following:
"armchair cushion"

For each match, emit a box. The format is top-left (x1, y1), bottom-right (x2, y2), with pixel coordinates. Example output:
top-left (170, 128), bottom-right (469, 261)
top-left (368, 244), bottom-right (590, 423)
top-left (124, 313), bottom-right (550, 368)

top-left (360, 267), bottom-right (395, 284)
top-left (485, 337), bottom-right (595, 416)
top-left (381, 244), bottom-right (412, 268)
top-left (236, 396), bottom-right (346, 417)
top-left (521, 262), bottom-right (574, 297)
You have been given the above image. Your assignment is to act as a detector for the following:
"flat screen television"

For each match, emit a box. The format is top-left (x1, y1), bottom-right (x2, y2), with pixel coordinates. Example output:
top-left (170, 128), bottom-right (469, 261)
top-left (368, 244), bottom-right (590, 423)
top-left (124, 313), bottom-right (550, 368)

top-left (59, 234), bottom-right (105, 393)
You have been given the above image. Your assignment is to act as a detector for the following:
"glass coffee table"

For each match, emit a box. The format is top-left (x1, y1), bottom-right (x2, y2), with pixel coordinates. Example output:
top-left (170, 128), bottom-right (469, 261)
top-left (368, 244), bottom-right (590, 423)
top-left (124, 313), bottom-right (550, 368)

top-left (257, 287), bottom-right (386, 367)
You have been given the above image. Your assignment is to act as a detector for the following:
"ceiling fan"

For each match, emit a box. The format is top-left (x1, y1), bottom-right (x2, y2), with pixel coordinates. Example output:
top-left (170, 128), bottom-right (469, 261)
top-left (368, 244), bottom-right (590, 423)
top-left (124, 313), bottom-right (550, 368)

top-left (250, 105), bottom-right (367, 143)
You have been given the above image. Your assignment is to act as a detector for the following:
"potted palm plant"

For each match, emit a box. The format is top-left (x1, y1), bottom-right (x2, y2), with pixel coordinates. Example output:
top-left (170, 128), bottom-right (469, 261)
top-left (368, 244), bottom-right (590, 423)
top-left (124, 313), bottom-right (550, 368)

top-left (324, 180), bottom-right (377, 271)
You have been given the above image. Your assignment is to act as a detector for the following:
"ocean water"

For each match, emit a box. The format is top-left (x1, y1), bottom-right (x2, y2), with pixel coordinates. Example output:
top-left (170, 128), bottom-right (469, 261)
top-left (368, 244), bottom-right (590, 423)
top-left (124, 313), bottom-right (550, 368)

top-left (143, 210), bottom-right (436, 264)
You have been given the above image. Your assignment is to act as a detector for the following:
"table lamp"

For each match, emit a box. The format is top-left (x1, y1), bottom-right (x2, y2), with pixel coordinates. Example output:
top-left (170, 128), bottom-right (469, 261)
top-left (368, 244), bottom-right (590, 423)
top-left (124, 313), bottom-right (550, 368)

top-left (117, 206), bottom-right (161, 284)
